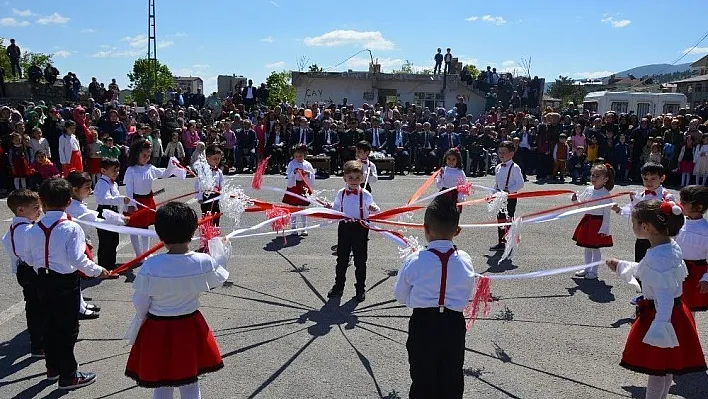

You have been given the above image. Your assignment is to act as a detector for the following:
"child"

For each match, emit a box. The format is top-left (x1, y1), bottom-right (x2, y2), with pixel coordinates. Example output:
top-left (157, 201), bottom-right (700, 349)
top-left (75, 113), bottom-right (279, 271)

top-left (99, 136), bottom-right (121, 161)
top-left (282, 144), bottom-right (315, 235)
top-left (223, 123), bottom-right (236, 170)
top-left (614, 134), bottom-right (630, 182)
top-left (26, 178), bottom-right (109, 390)
top-left (491, 141), bottom-right (524, 251)
top-left (29, 127), bottom-right (51, 163)
top-left (59, 120), bottom-right (83, 176)
top-left (677, 135), bottom-right (695, 187)
top-left (7, 132), bottom-right (30, 189)
top-left (124, 202), bottom-right (227, 397)
top-left (552, 133), bottom-right (570, 181)
top-left (86, 127), bottom-right (103, 186)
top-left (2, 189), bottom-right (44, 357)
top-left (164, 131), bottom-right (186, 165)
top-left (327, 160), bottom-right (380, 301)
top-left (393, 195), bottom-right (476, 398)
top-left (95, 158), bottom-right (130, 270)
top-left (675, 185), bottom-right (708, 317)
top-left (356, 140), bottom-right (378, 192)
top-left (572, 163), bottom-right (615, 280)
top-left (568, 146), bottom-right (588, 185)
top-left (606, 200), bottom-right (706, 398)
top-left (694, 134), bottom-right (708, 186)
top-left (435, 148), bottom-right (467, 206)
top-left (190, 141), bottom-right (206, 170)
top-left (586, 136), bottom-right (599, 164)
top-left (151, 130), bottom-right (163, 167)
top-left (649, 142), bottom-right (662, 164)
top-left (196, 144), bottom-right (224, 225)
top-left (29, 151), bottom-right (60, 190)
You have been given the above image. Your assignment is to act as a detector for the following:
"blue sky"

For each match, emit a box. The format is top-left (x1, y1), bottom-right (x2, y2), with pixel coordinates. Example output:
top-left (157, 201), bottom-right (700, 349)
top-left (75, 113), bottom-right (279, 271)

top-left (2, 0), bottom-right (707, 94)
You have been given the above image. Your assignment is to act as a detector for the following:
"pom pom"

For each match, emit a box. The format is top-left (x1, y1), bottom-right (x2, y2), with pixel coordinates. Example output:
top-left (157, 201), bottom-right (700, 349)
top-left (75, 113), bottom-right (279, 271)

top-left (499, 217), bottom-right (522, 264)
top-left (251, 155), bottom-right (271, 190)
top-left (193, 155), bottom-right (216, 192)
top-left (660, 200), bottom-right (683, 216)
top-left (166, 157), bottom-right (188, 179)
top-left (672, 204), bottom-right (683, 215)
top-left (220, 182), bottom-right (253, 227)
top-left (199, 220), bottom-right (221, 253)
top-left (265, 206), bottom-right (291, 234)
top-left (102, 209), bottom-right (125, 225)
top-left (464, 276), bottom-right (492, 329)
top-left (456, 176), bottom-right (472, 196)
top-left (398, 236), bottom-right (424, 259)
top-left (487, 191), bottom-right (508, 217)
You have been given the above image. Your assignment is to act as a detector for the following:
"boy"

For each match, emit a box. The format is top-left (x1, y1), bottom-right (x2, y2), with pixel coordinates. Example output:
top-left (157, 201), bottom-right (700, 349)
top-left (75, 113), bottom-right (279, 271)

top-left (2, 189), bottom-right (44, 357)
top-left (552, 133), bottom-right (570, 182)
top-left (26, 178), bottom-right (109, 390)
top-left (394, 195), bottom-right (476, 398)
top-left (100, 136), bottom-right (121, 160)
top-left (196, 144), bottom-right (224, 226)
top-left (568, 146), bottom-right (589, 185)
top-left (355, 140), bottom-right (378, 193)
top-left (327, 160), bottom-right (380, 302)
top-left (95, 158), bottom-right (130, 269)
top-left (491, 141), bottom-right (524, 251)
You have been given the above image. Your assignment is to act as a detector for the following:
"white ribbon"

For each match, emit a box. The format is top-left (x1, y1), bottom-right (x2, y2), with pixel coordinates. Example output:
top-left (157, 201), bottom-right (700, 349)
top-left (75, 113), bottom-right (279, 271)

top-left (74, 218), bottom-right (159, 238)
top-left (481, 261), bottom-right (605, 280)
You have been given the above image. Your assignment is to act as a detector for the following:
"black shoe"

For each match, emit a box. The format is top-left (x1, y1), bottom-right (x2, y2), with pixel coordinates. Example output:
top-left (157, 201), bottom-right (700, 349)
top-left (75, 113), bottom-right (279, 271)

top-left (85, 303), bottom-right (100, 312)
top-left (46, 369), bottom-right (59, 381)
top-left (327, 286), bottom-right (344, 298)
top-left (489, 243), bottom-right (506, 251)
top-left (58, 371), bottom-right (97, 390)
top-left (79, 310), bottom-right (100, 320)
top-left (31, 349), bottom-right (45, 359)
top-left (355, 290), bottom-right (366, 302)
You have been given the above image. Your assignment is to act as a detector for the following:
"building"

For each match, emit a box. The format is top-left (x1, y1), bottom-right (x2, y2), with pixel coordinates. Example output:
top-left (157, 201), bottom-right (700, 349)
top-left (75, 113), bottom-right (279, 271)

top-left (672, 75), bottom-right (708, 110)
top-left (173, 76), bottom-right (203, 93)
top-left (217, 75), bottom-right (248, 98)
top-left (690, 54), bottom-right (708, 76)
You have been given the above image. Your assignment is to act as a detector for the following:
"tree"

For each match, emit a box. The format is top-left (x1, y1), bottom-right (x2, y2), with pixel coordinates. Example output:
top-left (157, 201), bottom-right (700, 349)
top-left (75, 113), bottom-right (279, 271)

top-left (462, 64), bottom-right (480, 79)
top-left (0, 37), bottom-right (54, 79)
top-left (393, 60), bottom-right (414, 74)
top-left (266, 71), bottom-right (295, 108)
top-left (548, 75), bottom-right (588, 105)
top-left (308, 64), bottom-right (324, 73)
top-left (127, 58), bottom-right (174, 104)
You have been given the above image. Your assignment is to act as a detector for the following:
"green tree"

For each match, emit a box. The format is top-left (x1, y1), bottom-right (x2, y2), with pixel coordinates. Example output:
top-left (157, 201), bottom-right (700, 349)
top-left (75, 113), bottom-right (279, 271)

top-left (266, 71), bottom-right (295, 107)
top-left (127, 58), bottom-right (173, 104)
top-left (393, 60), bottom-right (414, 74)
top-left (462, 64), bottom-right (480, 79)
top-left (308, 64), bottom-right (324, 73)
top-left (548, 75), bottom-right (588, 105)
top-left (0, 37), bottom-right (54, 80)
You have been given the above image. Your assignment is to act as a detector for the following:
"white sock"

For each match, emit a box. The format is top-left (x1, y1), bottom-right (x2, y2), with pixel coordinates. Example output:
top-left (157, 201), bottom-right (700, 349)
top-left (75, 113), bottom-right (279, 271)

top-left (300, 215), bottom-right (307, 229)
top-left (19, 178), bottom-right (25, 189)
top-left (290, 216), bottom-right (297, 229)
top-left (590, 248), bottom-right (601, 273)
top-left (14, 177), bottom-right (21, 190)
top-left (646, 375), bottom-right (672, 399)
top-left (662, 374), bottom-right (673, 398)
top-left (130, 235), bottom-right (142, 257)
top-left (141, 236), bottom-right (150, 254)
top-left (79, 292), bottom-right (87, 313)
top-left (178, 382), bottom-right (201, 399)
top-left (153, 387), bottom-right (174, 399)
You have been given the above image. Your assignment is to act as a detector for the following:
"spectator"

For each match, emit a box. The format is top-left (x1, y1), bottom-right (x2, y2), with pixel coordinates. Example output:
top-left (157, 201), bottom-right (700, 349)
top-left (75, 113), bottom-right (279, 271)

top-left (28, 63), bottom-right (42, 83)
top-left (256, 83), bottom-right (269, 105)
top-left (6, 39), bottom-right (21, 79)
top-left (242, 80), bottom-right (256, 112)
top-left (444, 48), bottom-right (453, 74)
top-left (433, 48), bottom-right (443, 75)
top-left (43, 63), bottom-right (59, 84)
top-left (89, 77), bottom-right (100, 99)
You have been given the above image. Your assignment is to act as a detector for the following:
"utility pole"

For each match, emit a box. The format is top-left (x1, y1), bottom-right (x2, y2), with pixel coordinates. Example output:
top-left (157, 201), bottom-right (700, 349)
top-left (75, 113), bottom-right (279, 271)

top-left (147, 0), bottom-right (158, 100)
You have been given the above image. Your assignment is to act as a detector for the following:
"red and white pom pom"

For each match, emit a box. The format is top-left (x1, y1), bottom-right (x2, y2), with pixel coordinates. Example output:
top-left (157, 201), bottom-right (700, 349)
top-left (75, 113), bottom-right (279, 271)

top-left (456, 176), bottom-right (473, 197)
top-left (208, 236), bottom-right (232, 268)
top-left (487, 191), bottom-right (508, 217)
top-left (193, 156), bottom-right (216, 192)
top-left (221, 183), bottom-right (252, 227)
top-left (199, 219), bottom-right (221, 254)
top-left (464, 276), bottom-right (492, 329)
top-left (266, 206), bottom-right (291, 234)
top-left (398, 235), bottom-right (424, 259)
top-left (251, 155), bottom-right (271, 190)
top-left (499, 216), bottom-right (522, 263)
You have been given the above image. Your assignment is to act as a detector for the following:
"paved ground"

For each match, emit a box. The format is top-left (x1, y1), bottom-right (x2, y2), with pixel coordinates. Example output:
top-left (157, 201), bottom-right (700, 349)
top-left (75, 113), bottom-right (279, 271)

top-left (0, 173), bottom-right (707, 399)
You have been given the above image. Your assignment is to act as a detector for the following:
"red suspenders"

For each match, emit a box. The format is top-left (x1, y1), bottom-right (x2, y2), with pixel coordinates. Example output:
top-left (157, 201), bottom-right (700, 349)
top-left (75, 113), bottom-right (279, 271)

top-left (9, 222), bottom-right (29, 258)
top-left (428, 248), bottom-right (456, 313)
top-left (36, 218), bottom-right (68, 270)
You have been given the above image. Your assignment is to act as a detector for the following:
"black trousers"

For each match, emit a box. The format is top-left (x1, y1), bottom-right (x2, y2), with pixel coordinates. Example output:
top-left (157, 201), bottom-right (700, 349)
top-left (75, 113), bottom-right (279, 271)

top-left (97, 205), bottom-right (119, 269)
top-left (407, 307), bottom-right (465, 399)
top-left (497, 198), bottom-right (518, 243)
top-left (635, 238), bottom-right (651, 262)
top-left (16, 263), bottom-right (43, 353)
top-left (335, 222), bottom-right (369, 290)
top-left (417, 149), bottom-right (437, 172)
top-left (38, 270), bottom-right (80, 379)
top-left (201, 195), bottom-right (221, 226)
top-left (393, 150), bottom-right (410, 173)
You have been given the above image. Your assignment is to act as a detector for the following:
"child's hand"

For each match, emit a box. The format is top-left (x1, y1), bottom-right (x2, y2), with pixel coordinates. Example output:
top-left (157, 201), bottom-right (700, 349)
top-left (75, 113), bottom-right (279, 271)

top-left (629, 192), bottom-right (635, 201)
top-left (369, 204), bottom-right (380, 212)
top-left (97, 267), bottom-right (111, 278)
top-left (699, 281), bottom-right (708, 294)
top-left (606, 259), bottom-right (619, 272)
top-left (571, 193), bottom-right (577, 202)
top-left (123, 197), bottom-right (131, 205)
top-left (611, 204), bottom-right (621, 214)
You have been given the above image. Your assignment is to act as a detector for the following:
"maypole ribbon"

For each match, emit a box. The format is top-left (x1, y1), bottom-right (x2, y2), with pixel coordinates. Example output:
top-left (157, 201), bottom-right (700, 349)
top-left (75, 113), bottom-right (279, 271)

top-left (407, 169), bottom-right (440, 204)
top-left (456, 189), bottom-right (577, 207)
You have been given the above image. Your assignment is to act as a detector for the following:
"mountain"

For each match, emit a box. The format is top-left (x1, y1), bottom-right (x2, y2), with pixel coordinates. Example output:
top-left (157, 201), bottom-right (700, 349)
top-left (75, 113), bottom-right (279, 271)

top-left (615, 62), bottom-right (691, 78)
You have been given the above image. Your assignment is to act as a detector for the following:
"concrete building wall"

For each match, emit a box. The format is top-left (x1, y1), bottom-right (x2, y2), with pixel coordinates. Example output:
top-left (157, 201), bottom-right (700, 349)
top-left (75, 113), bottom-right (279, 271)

top-left (217, 75), bottom-right (247, 97)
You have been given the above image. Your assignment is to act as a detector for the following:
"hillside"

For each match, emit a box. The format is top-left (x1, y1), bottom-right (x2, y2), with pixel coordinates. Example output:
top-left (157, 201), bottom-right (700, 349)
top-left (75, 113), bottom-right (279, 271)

top-left (615, 62), bottom-right (691, 77)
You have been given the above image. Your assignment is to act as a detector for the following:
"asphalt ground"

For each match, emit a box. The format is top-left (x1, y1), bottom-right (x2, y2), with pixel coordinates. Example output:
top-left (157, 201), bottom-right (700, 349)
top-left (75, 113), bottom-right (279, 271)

top-left (0, 172), bottom-right (707, 399)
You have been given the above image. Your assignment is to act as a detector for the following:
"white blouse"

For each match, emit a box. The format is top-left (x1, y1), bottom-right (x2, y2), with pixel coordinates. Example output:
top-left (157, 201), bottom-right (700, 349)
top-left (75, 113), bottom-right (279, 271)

top-left (58, 134), bottom-right (80, 164)
top-left (435, 167), bottom-right (467, 201)
top-left (674, 218), bottom-right (708, 283)
top-left (285, 160), bottom-right (315, 188)
top-left (574, 187), bottom-right (612, 235)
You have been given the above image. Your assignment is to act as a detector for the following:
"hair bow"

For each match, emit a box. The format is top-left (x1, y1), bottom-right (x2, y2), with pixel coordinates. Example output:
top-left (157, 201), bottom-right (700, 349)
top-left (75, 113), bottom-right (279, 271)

top-left (659, 200), bottom-right (683, 216)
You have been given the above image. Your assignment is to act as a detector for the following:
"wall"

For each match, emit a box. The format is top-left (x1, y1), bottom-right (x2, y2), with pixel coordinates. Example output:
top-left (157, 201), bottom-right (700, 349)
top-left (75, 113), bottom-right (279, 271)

top-left (295, 77), bottom-right (371, 106)
top-left (2, 81), bottom-right (65, 104)
top-left (217, 75), bottom-right (247, 97)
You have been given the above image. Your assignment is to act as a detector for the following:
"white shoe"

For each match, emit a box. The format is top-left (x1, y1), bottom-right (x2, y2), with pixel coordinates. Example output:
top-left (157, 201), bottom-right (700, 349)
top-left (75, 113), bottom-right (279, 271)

top-left (584, 272), bottom-right (598, 280)
top-left (574, 270), bottom-right (587, 277)
top-left (300, 230), bottom-right (309, 236)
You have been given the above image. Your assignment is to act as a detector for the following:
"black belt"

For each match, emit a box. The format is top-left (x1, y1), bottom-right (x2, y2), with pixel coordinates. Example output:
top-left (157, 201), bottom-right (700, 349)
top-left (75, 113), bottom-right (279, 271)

top-left (412, 307), bottom-right (462, 316)
top-left (586, 214), bottom-right (604, 219)
top-left (685, 259), bottom-right (707, 266)
top-left (97, 204), bottom-right (118, 211)
top-left (636, 296), bottom-right (682, 316)
top-left (147, 310), bottom-right (198, 320)
top-left (133, 192), bottom-right (153, 199)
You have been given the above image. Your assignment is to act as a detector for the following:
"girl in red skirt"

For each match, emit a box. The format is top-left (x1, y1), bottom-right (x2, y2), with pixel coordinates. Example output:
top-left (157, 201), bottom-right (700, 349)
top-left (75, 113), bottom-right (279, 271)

top-left (572, 163), bottom-right (615, 280)
top-left (282, 144), bottom-right (315, 235)
top-left (125, 202), bottom-right (228, 398)
top-left (676, 185), bottom-right (708, 317)
top-left (8, 132), bottom-right (30, 189)
top-left (58, 120), bottom-right (83, 176)
top-left (607, 199), bottom-right (707, 399)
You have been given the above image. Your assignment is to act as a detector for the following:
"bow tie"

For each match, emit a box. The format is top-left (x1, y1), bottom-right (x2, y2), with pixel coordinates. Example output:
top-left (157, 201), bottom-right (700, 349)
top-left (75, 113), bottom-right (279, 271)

top-left (211, 166), bottom-right (220, 171)
top-left (644, 190), bottom-right (657, 196)
top-left (345, 189), bottom-right (359, 196)
top-left (360, 159), bottom-right (368, 164)
top-left (500, 163), bottom-right (507, 168)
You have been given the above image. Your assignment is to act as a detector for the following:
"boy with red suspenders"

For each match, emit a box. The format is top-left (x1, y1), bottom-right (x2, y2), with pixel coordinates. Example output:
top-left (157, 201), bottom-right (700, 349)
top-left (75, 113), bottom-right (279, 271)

top-left (25, 178), bottom-right (109, 390)
top-left (394, 195), bottom-right (476, 398)
top-left (490, 140), bottom-right (525, 251)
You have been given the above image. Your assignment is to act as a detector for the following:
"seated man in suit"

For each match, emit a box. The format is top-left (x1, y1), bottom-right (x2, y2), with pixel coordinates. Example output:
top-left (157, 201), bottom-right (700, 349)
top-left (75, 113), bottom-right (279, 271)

top-left (290, 116), bottom-right (313, 152)
top-left (366, 118), bottom-right (387, 154)
top-left (237, 119), bottom-right (258, 172)
top-left (338, 119), bottom-right (362, 167)
top-left (314, 119), bottom-right (339, 175)
top-left (386, 120), bottom-right (410, 174)
top-left (417, 122), bottom-right (437, 174)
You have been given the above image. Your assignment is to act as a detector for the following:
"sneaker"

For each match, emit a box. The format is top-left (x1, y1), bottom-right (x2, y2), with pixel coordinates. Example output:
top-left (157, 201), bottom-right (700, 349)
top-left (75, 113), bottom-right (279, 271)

top-left (489, 243), bottom-right (506, 251)
top-left (574, 270), bottom-right (587, 277)
top-left (584, 272), bottom-right (598, 280)
top-left (58, 371), bottom-right (97, 390)
top-left (85, 303), bottom-right (101, 312)
top-left (31, 350), bottom-right (45, 359)
top-left (355, 289), bottom-right (366, 303)
top-left (327, 285), bottom-right (344, 298)
top-left (79, 309), bottom-right (100, 320)
top-left (47, 369), bottom-right (59, 381)
top-left (300, 230), bottom-right (309, 236)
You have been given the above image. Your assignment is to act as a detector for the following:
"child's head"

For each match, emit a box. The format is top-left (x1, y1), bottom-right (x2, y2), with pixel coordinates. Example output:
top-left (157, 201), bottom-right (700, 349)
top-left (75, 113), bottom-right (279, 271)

top-left (34, 150), bottom-right (48, 164)
top-left (650, 143), bottom-right (661, 153)
top-left (7, 189), bottom-right (41, 221)
top-left (497, 140), bottom-right (515, 163)
top-left (38, 178), bottom-right (72, 211)
top-left (619, 134), bottom-right (626, 144)
top-left (342, 160), bottom-right (364, 189)
top-left (590, 163), bottom-right (615, 191)
top-left (105, 136), bottom-right (114, 147)
top-left (195, 141), bottom-right (206, 153)
top-left (423, 195), bottom-right (461, 242)
top-left (640, 162), bottom-right (666, 190)
top-left (128, 139), bottom-right (152, 166)
top-left (631, 199), bottom-right (684, 238)
top-left (31, 127), bottom-right (42, 139)
top-left (679, 185), bottom-right (708, 218)
top-left (355, 141), bottom-right (372, 160)
top-left (574, 146), bottom-right (585, 155)
top-left (66, 171), bottom-right (92, 201)
top-left (559, 133), bottom-right (567, 142)
top-left (100, 158), bottom-right (121, 181)
top-left (9, 132), bottom-right (21, 146)
top-left (152, 129), bottom-right (161, 139)
top-left (443, 148), bottom-right (462, 169)
top-left (292, 144), bottom-right (307, 162)
top-left (702, 133), bottom-right (708, 145)
top-left (63, 120), bottom-right (76, 134)
top-left (205, 144), bottom-right (223, 167)
top-left (155, 202), bottom-right (198, 245)
top-left (171, 131), bottom-right (180, 142)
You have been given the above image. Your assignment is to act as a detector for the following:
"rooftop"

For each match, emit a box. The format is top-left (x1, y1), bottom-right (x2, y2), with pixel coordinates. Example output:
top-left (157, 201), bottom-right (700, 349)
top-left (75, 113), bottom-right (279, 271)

top-left (671, 74), bottom-right (708, 84)
top-left (173, 76), bottom-right (203, 81)
top-left (291, 71), bottom-right (448, 84)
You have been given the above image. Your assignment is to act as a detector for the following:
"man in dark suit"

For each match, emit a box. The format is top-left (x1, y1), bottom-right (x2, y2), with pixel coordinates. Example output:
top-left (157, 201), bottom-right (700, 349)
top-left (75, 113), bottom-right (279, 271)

top-left (418, 122), bottom-right (437, 174)
top-left (386, 120), bottom-right (410, 174)
top-left (236, 119), bottom-right (257, 172)
top-left (511, 127), bottom-right (536, 180)
top-left (291, 116), bottom-right (313, 151)
top-left (242, 79), bottom-right (257, 112)
top-left (339, 119), bottom-right (362, 165)
top-left (365, 118), bottom-right (387, 153)
top-left (438, 123), bottom-right (460, 154)
top-left (314, 119), bottom-right (339, 175)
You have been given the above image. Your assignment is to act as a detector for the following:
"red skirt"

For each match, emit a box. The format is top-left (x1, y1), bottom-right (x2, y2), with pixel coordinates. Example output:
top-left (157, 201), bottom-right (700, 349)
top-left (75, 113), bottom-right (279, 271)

top-left (125, 193), bottom-right (156, 228)
top-left (12, 156), bottom-right (30, 178)
top-left (125, 311), bottom-right (223, 387)
top-left (679, 160), bottom-right (695, 174)
top-left (87, 157), bottom-right (102, 174)
top-left (621, 298), bottom-right (707, 375)
top-left (682, 259), bottom-right (708, 312)
top-left (572, 214), bottom-right (613, 248)
top-left (282, 180), bottom-right (310, 206)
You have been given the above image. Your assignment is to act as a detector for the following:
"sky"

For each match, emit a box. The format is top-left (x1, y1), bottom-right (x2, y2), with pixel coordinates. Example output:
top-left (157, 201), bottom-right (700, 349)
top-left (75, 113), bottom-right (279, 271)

top-left (2, 0), bottom-right (707, 94)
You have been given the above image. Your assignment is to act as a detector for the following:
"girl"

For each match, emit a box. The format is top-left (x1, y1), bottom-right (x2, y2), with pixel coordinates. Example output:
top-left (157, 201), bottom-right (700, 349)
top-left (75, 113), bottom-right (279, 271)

top-left (572, 163), bottom-right (615, 280)
top-left (85, 127), bottom-right (103, 186)
top-left (182, 121), bottom-right (200, 160)
top-left (586, 136), bottom-right (599, 164)
top-left (283, 144), bottom-right (315, 235)
top-left (59, 120), bottom-right (83, 176)
top-left (649, 142), bottom-right (662, 164)
top-left (29, 127), bottom-right (50, 163)
top-left (190, 142), bottom-right (206, 170)
top-left (675, 185), bottom-right (708, 317)
top-left (29, 150), bottom-right (59, 190)
top-left (571, 124), bottom-right (586, 150)
top-left (150, 130), bottom-right (163, 167)
top-left (164, 131), bottom-right (186, 165)
top-left (7, 132), bottom-right (30, 189)
top-left (223, 123), bottom-right (236, 170)
top-left (606, 200), bottom-right (706, 399)
top-left (693, 134), bottom-right (708, 186)
top-left (435, 148), bottom-right (467, 209)
top-left (677, 135), bottom-right (695, 187)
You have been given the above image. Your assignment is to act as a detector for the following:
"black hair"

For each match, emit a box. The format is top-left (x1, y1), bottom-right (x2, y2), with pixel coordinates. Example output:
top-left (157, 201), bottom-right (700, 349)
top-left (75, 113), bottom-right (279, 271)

top-left (498, 140), bottom-right (515, 152)
top-left (640, 162), bottom-right (666, 177)
top-left (680, 185), bottom-right (708, 215)
top-left (356, 140), bottom-right (372, 152)
top-left (38, 178), bottom-right (72, 209)
top-left (205, 144), bottom-right (223, 157)
top-left (155, 202), bottom-right (198, 244)
top-left (63, 120), bottom-right (76, 129)
top-left (292, 143), bottom-right (308, 155)
top-left (128, 139), bottom-right (152, 166)
top-left (424, 195), bottom-right (460, 238)
top-left (632, 199), bottom-right (684, 237)
top-left (66, 171), bottom-right (92, 189)
top-left (6, 189), bottom-right (40, 214)
top-left (100, 157), bottom-right (121, 170)
top-left (443, 148), bottom-right (463, 169)
top-left (590, 163), bottom-right (615, 191)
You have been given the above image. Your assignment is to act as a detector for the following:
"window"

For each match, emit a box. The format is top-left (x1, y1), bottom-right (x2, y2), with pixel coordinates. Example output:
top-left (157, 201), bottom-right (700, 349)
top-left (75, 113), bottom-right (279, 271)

top-left (610, 101), bottom-right (628, 113)
top-left (663, 103), bottom-right (680, 114)
top-left (636, 102), bottom-right (650, 116)
top-left (414, 92), bottom-right (444, 110)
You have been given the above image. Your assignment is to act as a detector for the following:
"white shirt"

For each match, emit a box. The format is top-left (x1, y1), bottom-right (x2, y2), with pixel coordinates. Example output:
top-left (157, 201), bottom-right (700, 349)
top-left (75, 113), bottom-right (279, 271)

top-left (616, 241), bottom-right (688, 348)
top-left (394, 240), bottom-right (476, 312)
top-left (124, 164), bottom-right (167, 198)
top-left (67, 199), bottom-right (99, 222)
top-left (2, 217), bottom-right (34, 273)
top-left (94, 176), bottom-right (125, 208)
top-left (494, 160), bottom-right (524, 193)
top-left (575, 187), bottom-right (612, 235)
top-left (194, 167), bottom-right (224, 198)
top-left (29, 137), bottom-right (51, 162)
top-left (246, 86), bottom-right (254, 99)
top-left (621, 186), bottom-right (675, 216)
top-left (674, 218), bottom-right (708, 283)
top-left (436, 167), bottom-right (467, 201)
top-left (371, 128), bottom-right (380, 147)
top-left (360, 159), bottom-right (378, 185)
top-left (395, 130), bottom-right (403, 147)
top-left (519, 131), bottom-right (530, 149)
top-left (331, 187), bottom-right (377, 220)
top-left (25, 211), bottom-right (103, 276)
top-left (58, 134), bottom-right (80, 164)
top-left (285, 160), bottom-right (315, 188)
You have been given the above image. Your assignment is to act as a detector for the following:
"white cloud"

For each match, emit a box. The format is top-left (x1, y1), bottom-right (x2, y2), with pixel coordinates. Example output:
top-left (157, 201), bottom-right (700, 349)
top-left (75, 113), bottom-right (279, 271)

top-left (157, 40), bottom-right (173, 49)
top-left (502, 60), bottom-right (516, 67)
top-left (683, 46), bottom-right (708, 55)
top-left (303, 30), bottom-right (395, 51)
top-left (91, 47), bottom-right (143, 58)
top-left (1, 17), bottom-right (30, 27)
top-left (261, 35), bottom-right (275, 43)
top-left (464, 16), bottom-right (478, 21)
top-left (123, 34), bottom-right (147, 48)
top-left (265, 61), bottom-right (286, 69)
top-left (574, 71), bottom-right (614, 79)
top-left (346, 57), bottom-right (404, 71)
top-left (173, 32), bottom-right (188, 37)
top-left (53, 50), bottom-right (70, 58)
top-left (36, 12), bottom-right (70, 25)
top-left (12, 8), bottom-right (33, 17)
top-left (601, 16), bottom-right (631, 28)
top-left (457, 57), bottom-right (479, 66)
top-left (193, 64), bottom-right (209, 69)
top-left (465, 15), bottom-right (506, 25)
top-left (81, 28), bottom-right (95, 33)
